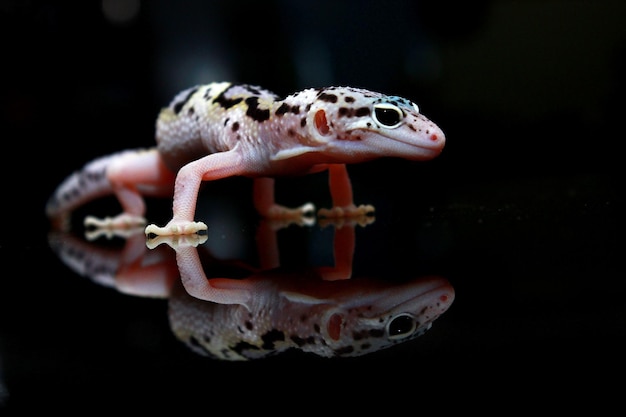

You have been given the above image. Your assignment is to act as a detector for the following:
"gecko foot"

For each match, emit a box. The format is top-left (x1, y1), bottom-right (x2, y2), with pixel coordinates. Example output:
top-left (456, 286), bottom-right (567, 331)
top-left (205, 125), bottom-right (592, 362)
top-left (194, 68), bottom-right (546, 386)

top-left (317, 204), bottom-right (376, 228)
top-left (144, 220), bottom-right (208, 237)
top-left (264, 202), bottom-right (316, 227)
top-left (85, 213), bottom-right (146, 229)
top-left (84, 213), bottom-right (147, 240)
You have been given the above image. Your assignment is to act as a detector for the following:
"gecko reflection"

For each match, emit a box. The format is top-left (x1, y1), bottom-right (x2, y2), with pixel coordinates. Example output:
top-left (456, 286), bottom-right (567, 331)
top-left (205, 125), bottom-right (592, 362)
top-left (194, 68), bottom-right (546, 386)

top-left (48, 221), bottom-right (454, 360)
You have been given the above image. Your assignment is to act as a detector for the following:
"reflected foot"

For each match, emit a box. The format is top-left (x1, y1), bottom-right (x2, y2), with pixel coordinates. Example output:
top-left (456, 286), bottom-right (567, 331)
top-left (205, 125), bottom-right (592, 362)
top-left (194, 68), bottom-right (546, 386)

top-left (146, 233), bottom-right (208, 250)
top-left (317, 204), bottom-right (376, 228)
top-left (264, 202), bottom-right (316, 228)
top-left (144, 220), bottom-right (208, 237)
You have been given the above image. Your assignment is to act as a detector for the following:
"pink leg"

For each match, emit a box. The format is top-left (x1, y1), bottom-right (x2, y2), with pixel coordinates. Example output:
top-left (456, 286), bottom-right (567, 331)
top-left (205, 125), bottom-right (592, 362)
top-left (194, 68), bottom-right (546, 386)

top-left (327, 164), bottom-right (354, 207)
top-left (255, 218), bottom-right (281, 270)
top-left (85, 149), bottom-right (176, 231)
top-left (316, 222), bottom-right (355, 280)
top-left (115, 233), bottom-right (180, 297)
top-left (145, 150), bottom-right (244, 236)
top-left (252, 177), bottom-right (315, 226)
top-left (318, 164), bottom-right (375, 222)
top-left (175, 241), bottom-right (254, 305)
top-left (252, 177), bottom-right (277, 215)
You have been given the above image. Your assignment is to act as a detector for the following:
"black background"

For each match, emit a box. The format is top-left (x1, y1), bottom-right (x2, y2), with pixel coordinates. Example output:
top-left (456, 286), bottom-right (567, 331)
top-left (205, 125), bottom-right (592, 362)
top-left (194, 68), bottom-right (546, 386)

top-left (0, 0), bottom-right (622, 412)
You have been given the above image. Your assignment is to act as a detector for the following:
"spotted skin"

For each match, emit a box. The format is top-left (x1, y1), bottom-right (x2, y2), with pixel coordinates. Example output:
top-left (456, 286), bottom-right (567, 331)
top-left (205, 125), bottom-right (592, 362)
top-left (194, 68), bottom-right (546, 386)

top-left (168, 274), bottom-right (454, 360)
top-left (46, 82), bottom-right (445, 235)
top-left (47, 228), bottom-right (455, 361)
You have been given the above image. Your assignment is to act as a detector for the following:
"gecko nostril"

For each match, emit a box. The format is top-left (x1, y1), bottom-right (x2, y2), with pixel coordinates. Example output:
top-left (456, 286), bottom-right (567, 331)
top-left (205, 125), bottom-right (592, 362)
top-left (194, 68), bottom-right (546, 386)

top-left (430, 134), bottom-right (438, 141)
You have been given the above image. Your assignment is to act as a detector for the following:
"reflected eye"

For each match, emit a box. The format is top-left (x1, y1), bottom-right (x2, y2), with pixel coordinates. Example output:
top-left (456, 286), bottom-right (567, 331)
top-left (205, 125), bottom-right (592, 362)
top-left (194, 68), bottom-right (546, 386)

top-left (387, 314), bottom-right (417, 340)
top-left (412, 102), bottom-right (420, 113)
top-left (373, 103), bottom-right (404, 128)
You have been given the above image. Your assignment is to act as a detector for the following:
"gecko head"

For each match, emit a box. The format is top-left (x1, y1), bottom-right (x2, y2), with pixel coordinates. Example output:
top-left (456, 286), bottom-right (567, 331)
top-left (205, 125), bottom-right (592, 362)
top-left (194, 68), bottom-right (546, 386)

top-left (307, 88), bottom-right (446, 162)
top-left (318, 275), bottom-right (455, 357)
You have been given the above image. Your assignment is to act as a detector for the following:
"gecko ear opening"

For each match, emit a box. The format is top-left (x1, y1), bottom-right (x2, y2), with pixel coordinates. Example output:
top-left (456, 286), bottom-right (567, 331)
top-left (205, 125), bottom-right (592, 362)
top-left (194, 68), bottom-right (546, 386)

top-left (327, 312), bottom-right (343, 341)
top-left (314, 109), bottom-right (331, 136)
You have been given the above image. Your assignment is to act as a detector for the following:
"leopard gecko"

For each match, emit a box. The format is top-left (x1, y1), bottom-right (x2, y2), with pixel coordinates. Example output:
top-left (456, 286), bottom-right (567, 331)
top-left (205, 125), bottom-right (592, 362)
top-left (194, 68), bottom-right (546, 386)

top-left (47, 223), bottom-right (455, 359)
top-left (46, 82), bottom-right (446, 235)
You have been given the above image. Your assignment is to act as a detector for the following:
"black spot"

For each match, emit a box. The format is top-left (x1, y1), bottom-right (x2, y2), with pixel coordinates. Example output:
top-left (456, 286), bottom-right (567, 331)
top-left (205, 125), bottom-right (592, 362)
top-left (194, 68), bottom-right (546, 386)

top-left (318, 92), bottom-right (338, 103)
top-left (300, 117), bottom-right (306, 127)
top-left (244, 320), bottom-right (253, 330)
top-left (369, 328), bottom-right (384, 338)
top-left (334, 346), bottom-right (355, 356)
top-left (261, 329), bottom-right (285, 349)
top-left (276, 103), bottom-right (300, 116)
top-left (338, 107), bottom-right (352, 117)
top-left (355, 107), bottom-right (370, 117)
top-left (187, 107), bottom-right (195, 116)
top-left (212, 85), bottom-right (244, 110)
top-left (245, 97), bottom-right (270, 122)
top-left (232, 121), bottom-right (240, 132)
top-left (275, 102), bottom-right (290, 116)
top-left (344, 96), bottom-right (355, 103)
top-left (173, 88), bottom-right (198, 114)
top-left (232, 341), bottom-right (261, 357)
top-left (291, 335), bottom-right (307, 347)
top-left (242, 84), bottom-right (263, 95)
top-left (173, 87), bottom-right (198, 114)
top-left (188, 336), bottom-right (202, 348)
top-left (353, 330), bottom-right (367, 341)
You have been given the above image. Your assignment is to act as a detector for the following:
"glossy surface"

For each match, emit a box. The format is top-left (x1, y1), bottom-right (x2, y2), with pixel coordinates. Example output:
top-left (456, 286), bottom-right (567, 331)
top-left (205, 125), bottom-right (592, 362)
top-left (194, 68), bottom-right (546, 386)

top-left (1, 0), bottom-right (623, 413)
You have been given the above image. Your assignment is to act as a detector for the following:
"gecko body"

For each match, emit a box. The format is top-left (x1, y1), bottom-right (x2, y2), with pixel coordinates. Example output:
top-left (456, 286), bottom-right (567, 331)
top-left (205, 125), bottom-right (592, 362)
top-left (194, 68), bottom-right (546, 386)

top-left (47, 227), bottom-right (455, 360)
top-left (46, 82), bottom-right (445, 235)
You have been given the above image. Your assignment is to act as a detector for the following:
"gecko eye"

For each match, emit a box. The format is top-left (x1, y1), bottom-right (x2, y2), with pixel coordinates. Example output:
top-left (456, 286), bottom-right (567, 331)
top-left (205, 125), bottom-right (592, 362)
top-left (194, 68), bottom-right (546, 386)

top-left (387, 314), bottom-right (417, 340)
top-left (373, 103), bottom-right (404, 128)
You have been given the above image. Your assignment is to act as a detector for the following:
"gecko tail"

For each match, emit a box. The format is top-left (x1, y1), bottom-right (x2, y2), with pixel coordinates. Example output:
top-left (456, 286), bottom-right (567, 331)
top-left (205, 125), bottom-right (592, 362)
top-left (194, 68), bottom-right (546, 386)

top-left (45, 151), bottom-right (133, 229)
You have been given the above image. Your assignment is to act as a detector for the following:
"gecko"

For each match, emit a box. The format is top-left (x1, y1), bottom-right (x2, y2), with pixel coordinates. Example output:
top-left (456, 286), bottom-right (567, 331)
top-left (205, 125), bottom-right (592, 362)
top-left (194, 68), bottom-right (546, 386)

top-left (45, 82), bottom-right (446, 236)
top-left (47, 221), bottom-right (455, 360)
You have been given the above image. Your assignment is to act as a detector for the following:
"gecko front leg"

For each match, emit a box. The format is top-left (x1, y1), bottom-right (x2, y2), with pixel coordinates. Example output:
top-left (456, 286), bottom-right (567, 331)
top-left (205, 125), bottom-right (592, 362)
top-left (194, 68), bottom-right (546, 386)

top-left (144, 149), bottom-right (244, 236)
top-left (317, 164), bottom-right (375, 226)
top-left (252, 177), bottom-right (316, 227)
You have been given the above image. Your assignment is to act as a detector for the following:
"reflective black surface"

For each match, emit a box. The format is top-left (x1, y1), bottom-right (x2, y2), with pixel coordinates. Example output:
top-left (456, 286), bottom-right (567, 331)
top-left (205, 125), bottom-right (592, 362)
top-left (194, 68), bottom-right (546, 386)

top-left (1, 0), bottom-right (623, 412)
